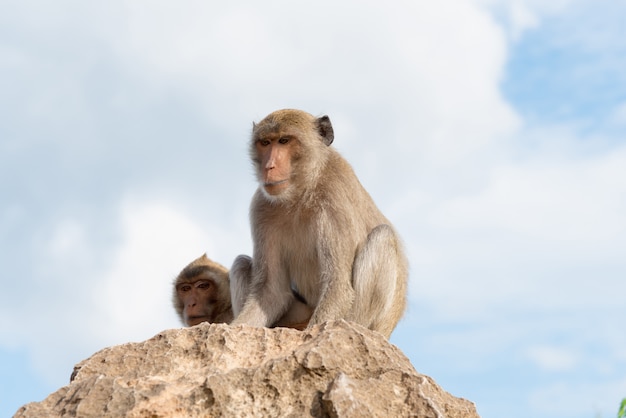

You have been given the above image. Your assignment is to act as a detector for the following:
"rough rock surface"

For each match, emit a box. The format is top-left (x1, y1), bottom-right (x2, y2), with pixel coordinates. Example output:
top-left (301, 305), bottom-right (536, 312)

top-left (14, 320), bottom-right (479, 417)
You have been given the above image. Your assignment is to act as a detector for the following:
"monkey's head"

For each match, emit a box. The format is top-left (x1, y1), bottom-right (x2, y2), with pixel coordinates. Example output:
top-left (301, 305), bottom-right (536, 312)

top-left (172, 254), bottom-right (233, 326)
top-left (251, 109), bottom-right (334, 202)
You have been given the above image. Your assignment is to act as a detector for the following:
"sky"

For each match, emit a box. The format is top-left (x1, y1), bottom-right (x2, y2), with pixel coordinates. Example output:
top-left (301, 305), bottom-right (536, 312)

top-left (1, 1), bottom-right (625, 417)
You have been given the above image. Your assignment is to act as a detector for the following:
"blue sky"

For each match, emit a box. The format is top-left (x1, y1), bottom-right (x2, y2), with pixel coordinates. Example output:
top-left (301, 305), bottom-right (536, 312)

top-left (1, 1), bottom-right (625, 417)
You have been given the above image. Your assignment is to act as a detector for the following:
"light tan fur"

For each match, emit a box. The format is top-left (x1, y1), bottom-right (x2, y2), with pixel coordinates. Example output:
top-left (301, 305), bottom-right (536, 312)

top-left (230, 109), bottom-right (408, 338)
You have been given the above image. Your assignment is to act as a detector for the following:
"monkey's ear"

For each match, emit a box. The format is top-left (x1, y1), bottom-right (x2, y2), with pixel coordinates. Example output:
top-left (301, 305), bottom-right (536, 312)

top-left (316, 115), bottom-right (334, 146)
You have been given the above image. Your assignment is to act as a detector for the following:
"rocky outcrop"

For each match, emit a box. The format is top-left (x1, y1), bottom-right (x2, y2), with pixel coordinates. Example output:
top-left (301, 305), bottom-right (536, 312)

top-left (14, 320), bottom-right (479, 417)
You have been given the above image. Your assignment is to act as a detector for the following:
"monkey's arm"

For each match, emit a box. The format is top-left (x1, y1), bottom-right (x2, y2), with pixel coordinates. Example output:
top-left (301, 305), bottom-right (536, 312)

top-left (307, 217), bottom-right (356, 326)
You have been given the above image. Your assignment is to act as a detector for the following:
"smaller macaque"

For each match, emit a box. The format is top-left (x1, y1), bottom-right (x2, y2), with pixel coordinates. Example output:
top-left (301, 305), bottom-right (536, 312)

top-left (173, 254), bottom-right (312, 330)
top-left (173, 254), bottom-right (233, 326)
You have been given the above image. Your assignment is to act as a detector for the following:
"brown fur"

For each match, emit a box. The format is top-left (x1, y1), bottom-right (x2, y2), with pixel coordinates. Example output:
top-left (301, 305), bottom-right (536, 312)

top-left (173, 254), bottom-right (233, 326)
top-left (230, 109), bottom-right (408, 338)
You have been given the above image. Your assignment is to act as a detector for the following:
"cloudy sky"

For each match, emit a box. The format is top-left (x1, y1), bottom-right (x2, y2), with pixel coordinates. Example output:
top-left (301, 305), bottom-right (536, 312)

top-left (1, 1), bottom-right (625, 417)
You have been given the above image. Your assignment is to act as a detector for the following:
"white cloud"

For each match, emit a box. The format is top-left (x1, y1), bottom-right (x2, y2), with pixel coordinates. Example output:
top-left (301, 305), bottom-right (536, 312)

top-left (18, 197), bottom-right (231, 385)
top-left (477, 0), bottom-right (573, 40)
top-left (98, 1), bottom-right (520, 167)
top-left (526, 345), bottom-right (580, 372)
top-left (92, 198), bottom-right (213, 343)
top-left (609, 102), bottom-right (626, 127)
top-left (431, 145), bottom-right (626, 256)
top-left (529, 377), bottom-right (626, 418)
top-left (401, 121), bottom-right (626, 321)
top-left (47, 219), bottom-right (89, 259)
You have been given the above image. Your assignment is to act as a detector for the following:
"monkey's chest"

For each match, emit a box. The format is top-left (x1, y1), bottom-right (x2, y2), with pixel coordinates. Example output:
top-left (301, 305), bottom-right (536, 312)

top-left (278, 225), bottom-right (322, 301)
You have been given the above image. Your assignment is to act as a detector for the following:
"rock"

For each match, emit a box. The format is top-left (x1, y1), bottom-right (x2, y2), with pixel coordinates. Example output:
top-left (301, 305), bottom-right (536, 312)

top-left (14, 320), bottom-right (479, 417)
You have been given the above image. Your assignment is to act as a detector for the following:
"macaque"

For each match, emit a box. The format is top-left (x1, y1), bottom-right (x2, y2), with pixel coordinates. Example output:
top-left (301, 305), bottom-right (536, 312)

top-left (173, 254), bottom-right (312, 329)
top-left (230, 109), bottom-right (408, 338)
top-left (173, 254), bottom-right (232, 327)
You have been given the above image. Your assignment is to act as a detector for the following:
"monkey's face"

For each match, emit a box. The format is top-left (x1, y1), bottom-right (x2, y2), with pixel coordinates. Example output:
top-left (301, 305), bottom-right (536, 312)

top-left (251, 110), bottom-right (334, 201)
top-left (176, 280), bottom-right (216, 326)
top-left (254, 133), bottom-right (297, 197)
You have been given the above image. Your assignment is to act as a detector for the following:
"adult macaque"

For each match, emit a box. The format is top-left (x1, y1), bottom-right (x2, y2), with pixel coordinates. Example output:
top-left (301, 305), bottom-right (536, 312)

top-left (230, 109), bottom-right (408, 338)
top-left (173, 254), bottom-right (311, 329)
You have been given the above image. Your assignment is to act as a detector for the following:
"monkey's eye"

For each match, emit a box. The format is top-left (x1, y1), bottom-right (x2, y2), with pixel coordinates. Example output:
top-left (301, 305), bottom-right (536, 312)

top-left (258, 139), bottom-right (271, 146)
top-left (196, 281), bottom-right (211, 290)
top-left (178, 284), bottom-right (192, 292)
top-left (278, 137), bottom-right (290, 144)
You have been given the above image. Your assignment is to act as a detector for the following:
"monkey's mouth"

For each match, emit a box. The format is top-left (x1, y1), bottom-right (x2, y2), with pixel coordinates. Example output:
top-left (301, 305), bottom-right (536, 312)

top-left (263, 179), bottom-right (290, 196)
top-left (264, 179), bottom-right (289, 195)
top-left (187, 316), bottom-right (210, 326)
top-left (264, 179), bottom-right (288, 187)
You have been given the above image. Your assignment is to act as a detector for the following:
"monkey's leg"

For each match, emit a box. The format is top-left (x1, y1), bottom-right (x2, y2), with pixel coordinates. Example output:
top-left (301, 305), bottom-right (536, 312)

top-left (274, 296), bottom-right (313, 330)
top-left (350, 224), bottom-right (406, 338)
top-left (230, 256), bottom-right (295, 327)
